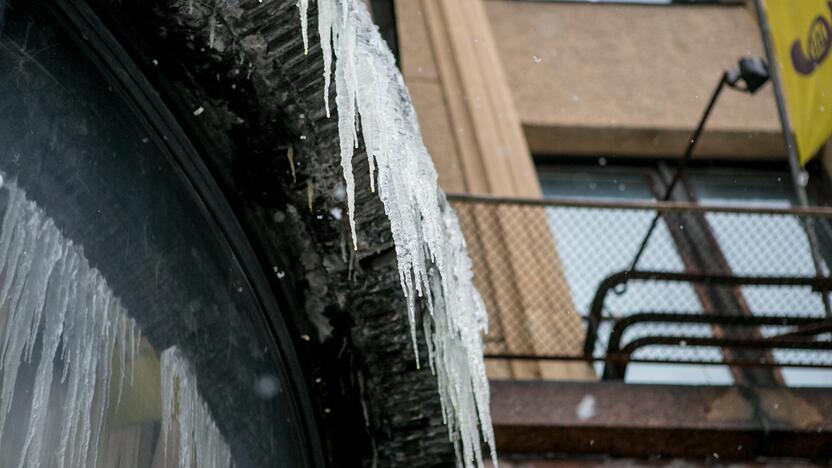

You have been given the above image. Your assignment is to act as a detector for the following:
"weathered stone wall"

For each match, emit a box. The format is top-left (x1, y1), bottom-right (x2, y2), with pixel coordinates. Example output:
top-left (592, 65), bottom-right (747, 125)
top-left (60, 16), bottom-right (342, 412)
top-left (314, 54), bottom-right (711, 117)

top-left (91, 0), bottom-right (456, 465)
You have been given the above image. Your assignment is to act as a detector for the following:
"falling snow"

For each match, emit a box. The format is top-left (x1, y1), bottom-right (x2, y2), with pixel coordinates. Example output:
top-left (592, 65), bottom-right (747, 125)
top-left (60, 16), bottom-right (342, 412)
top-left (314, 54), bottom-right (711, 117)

top-left (576, 395), bottom-right (596, 421)
top-left (301, 2), bottom-right (496, 466)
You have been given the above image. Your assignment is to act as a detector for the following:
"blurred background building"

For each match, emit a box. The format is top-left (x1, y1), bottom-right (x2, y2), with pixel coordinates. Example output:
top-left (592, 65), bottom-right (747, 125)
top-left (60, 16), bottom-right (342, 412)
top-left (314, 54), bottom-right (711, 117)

top-left (371, 0), bottom-right (832, 465)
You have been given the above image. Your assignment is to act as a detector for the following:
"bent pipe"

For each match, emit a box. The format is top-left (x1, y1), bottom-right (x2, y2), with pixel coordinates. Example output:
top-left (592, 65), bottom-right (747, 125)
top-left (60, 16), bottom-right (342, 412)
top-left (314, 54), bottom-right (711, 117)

top-left (603, 335), bottom-right (832, 379)
top-left (603, 313), bottom-right (829, 379)
top-left (583, 270), bottom-right (832, 358)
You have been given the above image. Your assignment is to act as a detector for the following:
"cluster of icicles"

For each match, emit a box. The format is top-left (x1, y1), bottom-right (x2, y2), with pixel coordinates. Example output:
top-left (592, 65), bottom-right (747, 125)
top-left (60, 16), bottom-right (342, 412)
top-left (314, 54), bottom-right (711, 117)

top-left (160, 347), bottom-right (234, 468)
top-left (298, 1), bottom-right (497, 466)
top-left (0, 179), bottom-right (233, 468)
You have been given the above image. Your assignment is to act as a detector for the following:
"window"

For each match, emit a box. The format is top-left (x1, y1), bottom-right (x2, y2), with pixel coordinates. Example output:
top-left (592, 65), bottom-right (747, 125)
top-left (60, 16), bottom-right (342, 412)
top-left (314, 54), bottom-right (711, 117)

top-left (688, 168), bottom-right (832, 386)
top-left (539, 162), bottom-right (733, 384)
top-left (538, 158), bottom-right (832, 386)
top-left (0, 1), bottom-right (317, 466)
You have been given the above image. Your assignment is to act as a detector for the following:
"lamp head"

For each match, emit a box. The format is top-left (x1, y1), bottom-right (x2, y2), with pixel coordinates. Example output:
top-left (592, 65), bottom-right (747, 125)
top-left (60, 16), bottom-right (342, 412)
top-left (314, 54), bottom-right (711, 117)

top-left (727, 56), bottom-right (770, 94)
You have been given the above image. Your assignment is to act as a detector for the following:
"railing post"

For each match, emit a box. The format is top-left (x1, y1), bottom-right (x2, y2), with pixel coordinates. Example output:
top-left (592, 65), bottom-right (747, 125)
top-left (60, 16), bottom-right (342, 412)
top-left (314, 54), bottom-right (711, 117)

top-left (583, 272), bottom-right (629, 359)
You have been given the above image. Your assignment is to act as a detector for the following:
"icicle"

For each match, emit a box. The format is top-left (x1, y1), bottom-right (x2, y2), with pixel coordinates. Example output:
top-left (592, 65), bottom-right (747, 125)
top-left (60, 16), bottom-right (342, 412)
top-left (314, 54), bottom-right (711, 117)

top-left (332, 3), bottom-right (359, 250)
top-left (299, 2), bottom-right (497, 466)
top-left (17, 240), bottom-right (70, 468)
top-left (130, 319), bottom-right (139, 385)
top-left (318, 0), bottom-right (334, 117)
top-left (117, 313), bottom-right (127, 409)
top-left (0, 180), bottom-right (145, 468)
top-left (208, 0), bottom-right (220, 50)
top-left (161, 346), bottom-right (234, 468)
top-left (298, 0), bottom-right (309, 54)
top-left (307, 178), bottom-right (315, 212)
top-left (208, 15), bottom-right (216, 49)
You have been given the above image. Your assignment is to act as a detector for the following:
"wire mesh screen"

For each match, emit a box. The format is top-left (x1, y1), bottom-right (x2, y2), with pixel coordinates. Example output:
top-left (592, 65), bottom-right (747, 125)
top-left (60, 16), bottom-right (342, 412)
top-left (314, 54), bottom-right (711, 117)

top-left (449, 195), bottom-right (832, 381)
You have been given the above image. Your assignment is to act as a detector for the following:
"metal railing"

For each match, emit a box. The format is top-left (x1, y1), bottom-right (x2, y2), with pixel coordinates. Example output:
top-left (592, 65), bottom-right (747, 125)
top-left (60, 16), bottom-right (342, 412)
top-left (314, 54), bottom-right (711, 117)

top-left (448, 193), bottom-right (832, 380)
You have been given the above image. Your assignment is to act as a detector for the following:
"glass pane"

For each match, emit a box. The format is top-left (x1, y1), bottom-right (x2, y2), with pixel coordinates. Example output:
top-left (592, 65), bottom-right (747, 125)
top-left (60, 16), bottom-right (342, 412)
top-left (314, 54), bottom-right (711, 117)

top-left (0, 2), bottom-right (310, 466)
top-left (689, 171), bottom-right (795, 206)
top-left (540, 167), bottom-right (732, 384)
top-left (690, 170), bottom-right (832, 387)
top-left (540, 169), bottom-right (654, 200)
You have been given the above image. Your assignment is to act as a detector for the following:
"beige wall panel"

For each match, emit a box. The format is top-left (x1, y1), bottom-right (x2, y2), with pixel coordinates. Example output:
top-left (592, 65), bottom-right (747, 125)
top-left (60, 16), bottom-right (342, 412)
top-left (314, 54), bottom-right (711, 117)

top-left (475, 207), bottom-right (545, 379)
top-left (407, 81), bottom-right (467, 191)
top-left (822, 142), bottom-right (832, 181)
top-left (485, 1), bottom-right (785, 157)
top-left (436, 0), bottom-right (522, 195)
top-left (462, 0), bottom-right (543, 195)
top-left (398, 0), bottom-right (594, 380)
top-left (395, 0), bottom-right (439, 81)
top-left (511, 209), bottom-right (592, 380)
top-left (526, 125), bottom-right (785, 159)
top-left (455, 206), bottom-right (523, 379)
top-left (421, 0), bottom-right (496, 194)
top-left (411, 0), bottom-right (535, 378)
top-left (450, 3), bottom-right (589, 380)
top-left (431, 0), bottom-right (589, 379)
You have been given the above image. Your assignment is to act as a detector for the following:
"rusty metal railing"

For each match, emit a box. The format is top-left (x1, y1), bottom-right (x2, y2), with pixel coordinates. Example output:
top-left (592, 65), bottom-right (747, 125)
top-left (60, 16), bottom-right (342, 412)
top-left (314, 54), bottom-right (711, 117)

top-left (448, 193), bottom-right (832, 381)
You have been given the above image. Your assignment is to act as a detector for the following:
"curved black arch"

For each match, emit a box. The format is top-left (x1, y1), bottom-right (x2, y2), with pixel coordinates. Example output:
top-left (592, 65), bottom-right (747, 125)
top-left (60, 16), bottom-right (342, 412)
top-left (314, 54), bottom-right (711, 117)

top-left (0, 0), bottom-right (324, 465)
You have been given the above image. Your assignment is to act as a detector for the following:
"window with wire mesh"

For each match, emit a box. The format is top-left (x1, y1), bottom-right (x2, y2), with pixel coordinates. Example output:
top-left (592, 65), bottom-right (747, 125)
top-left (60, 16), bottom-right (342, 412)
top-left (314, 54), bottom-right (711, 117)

top-left (449, 161), bottom-right (832, 386)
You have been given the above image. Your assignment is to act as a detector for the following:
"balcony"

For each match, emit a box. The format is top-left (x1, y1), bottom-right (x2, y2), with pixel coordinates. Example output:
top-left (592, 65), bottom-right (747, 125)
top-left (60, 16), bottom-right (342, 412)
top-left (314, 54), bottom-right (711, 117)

top-left (449, 193), bottom-right (832, 385)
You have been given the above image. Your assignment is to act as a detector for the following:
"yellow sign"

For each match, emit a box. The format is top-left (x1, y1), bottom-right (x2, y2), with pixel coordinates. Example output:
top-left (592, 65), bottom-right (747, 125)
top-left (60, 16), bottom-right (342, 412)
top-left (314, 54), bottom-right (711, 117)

top-left (762, 0), bottom-right (832, 164)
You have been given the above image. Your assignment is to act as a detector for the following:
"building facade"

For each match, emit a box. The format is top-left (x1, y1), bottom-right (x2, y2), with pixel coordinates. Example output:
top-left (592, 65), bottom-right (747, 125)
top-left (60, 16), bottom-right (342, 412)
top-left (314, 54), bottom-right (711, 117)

top-left (384, 0), bottom-right (832, 465)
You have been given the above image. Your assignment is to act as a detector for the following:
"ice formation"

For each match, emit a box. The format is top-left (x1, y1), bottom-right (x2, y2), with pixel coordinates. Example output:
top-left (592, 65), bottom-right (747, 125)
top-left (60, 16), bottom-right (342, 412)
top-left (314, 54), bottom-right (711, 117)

top-left (297, 0), bottom-right (309, 54)
top-left (160, 346), bottom-right (234, 468)
top-left (0, 179), bottom-right (142, 468)
top-left (300, 2), bottom-right (497, 466)
top-left (0, 180), bottom-right (233, 468)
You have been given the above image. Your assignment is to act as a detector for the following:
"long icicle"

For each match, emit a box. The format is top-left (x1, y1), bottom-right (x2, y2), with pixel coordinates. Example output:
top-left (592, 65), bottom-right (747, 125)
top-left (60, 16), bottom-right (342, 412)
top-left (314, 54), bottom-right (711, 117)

top-left (0, 179), bottom-right (145, 468)
top-left (300, 3), bottom-right (497, 466)
top-left (160, 346), bottom-right (234, 468)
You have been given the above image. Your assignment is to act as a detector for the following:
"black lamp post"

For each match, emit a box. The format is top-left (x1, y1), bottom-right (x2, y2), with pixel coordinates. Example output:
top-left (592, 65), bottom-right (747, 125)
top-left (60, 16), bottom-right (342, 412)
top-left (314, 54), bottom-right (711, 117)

top-left (626, 57), bottom-right (771, 274)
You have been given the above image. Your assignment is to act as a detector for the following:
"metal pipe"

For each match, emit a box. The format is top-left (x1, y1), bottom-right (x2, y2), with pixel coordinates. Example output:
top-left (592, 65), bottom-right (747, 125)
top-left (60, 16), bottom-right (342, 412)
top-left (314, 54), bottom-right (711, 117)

top-left (755, 0), bottom-right (832, 318)
top-left (603, 312), bottom-right (827, 378)
top-left (626, 72), bottom-right (729, 273)
top-left (605, 312), bottom-right (824, 356)
top-left (447, 193), bottom-right (832, 217)
top-left (581, 269), bottom-right (832, 358)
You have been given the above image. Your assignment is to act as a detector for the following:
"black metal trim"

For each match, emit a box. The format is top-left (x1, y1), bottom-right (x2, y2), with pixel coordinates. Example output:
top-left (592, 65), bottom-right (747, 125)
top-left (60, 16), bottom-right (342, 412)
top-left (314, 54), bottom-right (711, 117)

top-left (370, 0), bottom-right (399, 66)
top-left (619, 335), bottom-right (832, 355)
top-left (50, 1), bottom-right (325, 465)
top-left (447, 193), bottom-right (832, 216)
top-left (583, 270), bottom-right (832, 357)
top-left (604, 313), bottom-right (831, 378)
top-left (606, 312), bottom-right (826, 356)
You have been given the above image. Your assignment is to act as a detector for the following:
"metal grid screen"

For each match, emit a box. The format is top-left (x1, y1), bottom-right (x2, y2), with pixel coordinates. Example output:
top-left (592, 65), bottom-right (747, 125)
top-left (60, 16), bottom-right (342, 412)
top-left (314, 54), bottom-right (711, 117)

top-left (449, 195), bottom-right (832, 376)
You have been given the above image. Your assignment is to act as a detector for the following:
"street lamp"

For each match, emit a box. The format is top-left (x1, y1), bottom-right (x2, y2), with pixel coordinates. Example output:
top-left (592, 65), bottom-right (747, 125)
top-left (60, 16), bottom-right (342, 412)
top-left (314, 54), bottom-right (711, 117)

top-left (625, 57), bottom-right (770, 275)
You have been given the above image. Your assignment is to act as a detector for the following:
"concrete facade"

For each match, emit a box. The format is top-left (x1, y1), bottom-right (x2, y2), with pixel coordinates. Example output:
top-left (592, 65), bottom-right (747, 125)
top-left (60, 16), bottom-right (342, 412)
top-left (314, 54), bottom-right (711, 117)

top-left (395, 0), bottom-right (832, 383)
top-left (395, 0), bottom-right (594, 380)
top-left (391, 1), bottom-right (832, 463)
top-left (484, 0), bottom-right (784, 158)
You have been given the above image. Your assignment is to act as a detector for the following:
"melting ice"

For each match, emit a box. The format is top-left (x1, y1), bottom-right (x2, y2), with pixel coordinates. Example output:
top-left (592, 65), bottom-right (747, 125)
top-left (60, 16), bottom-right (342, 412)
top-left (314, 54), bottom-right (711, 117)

top-left (301, 2), bottom-right (497, 466)
top-left (0, 180), bottom-right (232, 467)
